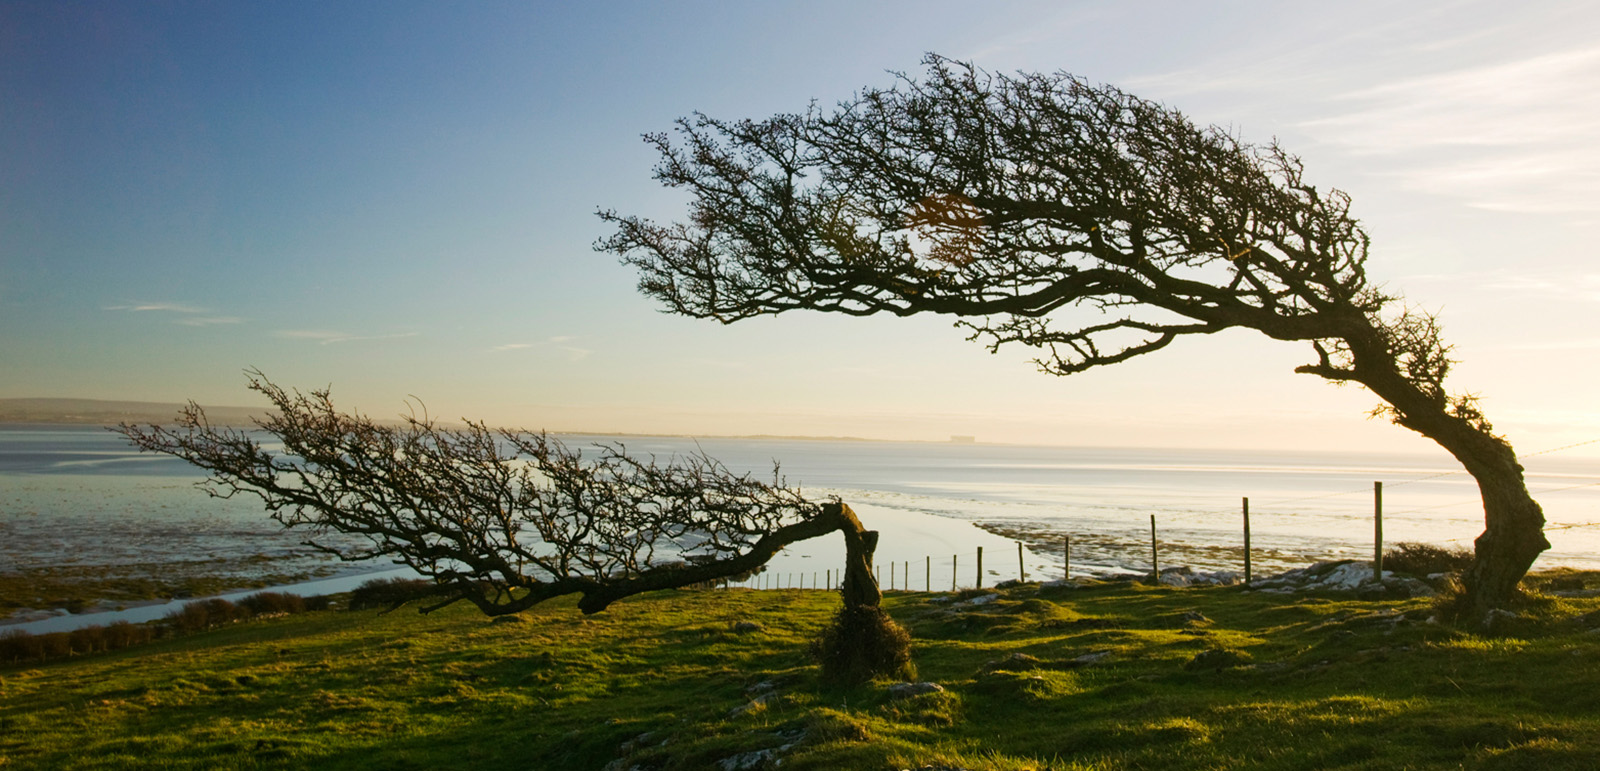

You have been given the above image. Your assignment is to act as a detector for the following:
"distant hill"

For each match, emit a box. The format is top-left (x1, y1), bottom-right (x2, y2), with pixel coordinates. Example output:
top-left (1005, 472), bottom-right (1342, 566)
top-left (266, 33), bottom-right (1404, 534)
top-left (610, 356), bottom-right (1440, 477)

top-left (0, 398), bottom-right (271, 426)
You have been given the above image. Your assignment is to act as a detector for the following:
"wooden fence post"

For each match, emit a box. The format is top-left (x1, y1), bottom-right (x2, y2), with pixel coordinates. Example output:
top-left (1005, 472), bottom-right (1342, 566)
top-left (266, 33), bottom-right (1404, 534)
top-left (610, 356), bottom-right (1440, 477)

top-left (1064, 535), bottom-right (1071, 580)
top-left (1018, 542), bottom-right (1026, 583)
top-left (1374, 481), bottom-right (1384, 582)
top-left (926, 556), bottom-right (931, 592)
top-left (952, 554), bottom-right (957, 591)
top-left (1150, 515), bottom-right (1159, 582)
top-left (977, 546), bottom-right (984, 589)
top-left (1243, 496), bottom-right (1252, 586)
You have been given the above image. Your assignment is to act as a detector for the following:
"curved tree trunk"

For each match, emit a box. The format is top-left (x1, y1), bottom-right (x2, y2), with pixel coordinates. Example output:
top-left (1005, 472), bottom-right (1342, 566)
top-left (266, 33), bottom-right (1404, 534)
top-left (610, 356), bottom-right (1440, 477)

top-left (830, 502), bottom-right (883, 610)
top-left (1340, 336), bottom-right (1549, 617)
top-left (575, 499), bottom-right (883, 614)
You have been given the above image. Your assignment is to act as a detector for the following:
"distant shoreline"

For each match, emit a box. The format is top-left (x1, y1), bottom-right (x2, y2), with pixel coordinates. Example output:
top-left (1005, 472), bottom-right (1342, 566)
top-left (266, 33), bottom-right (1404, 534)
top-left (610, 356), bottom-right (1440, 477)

top-left (0, 397), bottom-right (930, 446)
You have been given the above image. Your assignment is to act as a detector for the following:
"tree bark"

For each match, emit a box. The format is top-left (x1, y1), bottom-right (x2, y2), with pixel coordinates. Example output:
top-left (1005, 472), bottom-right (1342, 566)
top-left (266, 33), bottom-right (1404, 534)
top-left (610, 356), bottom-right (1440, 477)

top-left (830, 502), bottom-right (883, 610)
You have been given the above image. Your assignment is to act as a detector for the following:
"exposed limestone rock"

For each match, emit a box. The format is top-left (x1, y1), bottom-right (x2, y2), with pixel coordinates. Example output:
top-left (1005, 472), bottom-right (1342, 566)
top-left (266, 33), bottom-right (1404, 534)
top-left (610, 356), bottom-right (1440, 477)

top-left (887, 681), bottom-right (945, 699)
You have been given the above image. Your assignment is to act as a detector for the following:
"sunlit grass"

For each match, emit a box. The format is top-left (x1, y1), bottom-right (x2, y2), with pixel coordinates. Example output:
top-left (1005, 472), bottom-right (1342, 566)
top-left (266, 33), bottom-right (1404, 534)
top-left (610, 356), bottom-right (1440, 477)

top-left (3, 579), bottom-right (1599, 769)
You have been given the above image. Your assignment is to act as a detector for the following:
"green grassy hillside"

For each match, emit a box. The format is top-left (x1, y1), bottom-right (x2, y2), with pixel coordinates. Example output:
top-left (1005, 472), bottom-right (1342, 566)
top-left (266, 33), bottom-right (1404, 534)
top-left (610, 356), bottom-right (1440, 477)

top-left (4, 578), bottom-right (1599, 770)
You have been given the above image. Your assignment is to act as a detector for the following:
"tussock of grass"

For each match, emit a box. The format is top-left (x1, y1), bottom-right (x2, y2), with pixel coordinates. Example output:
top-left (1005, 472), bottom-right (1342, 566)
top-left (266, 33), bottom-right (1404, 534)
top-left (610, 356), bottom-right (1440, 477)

top-left (2, 576), bottom-right (1599, 769)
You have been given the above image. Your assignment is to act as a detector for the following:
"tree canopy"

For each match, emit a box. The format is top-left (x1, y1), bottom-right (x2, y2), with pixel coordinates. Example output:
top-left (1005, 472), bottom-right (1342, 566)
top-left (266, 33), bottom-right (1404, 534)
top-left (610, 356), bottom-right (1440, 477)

top-left (118, 372), bottom-right (882, 619)
top-left (598, 55), bottom-right (1547, 616)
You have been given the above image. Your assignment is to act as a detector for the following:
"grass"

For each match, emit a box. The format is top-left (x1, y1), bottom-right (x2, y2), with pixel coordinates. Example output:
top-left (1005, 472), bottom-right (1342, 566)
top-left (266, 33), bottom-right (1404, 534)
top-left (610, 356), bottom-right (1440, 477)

top-left (3, 578), bottom-right (1599, 770)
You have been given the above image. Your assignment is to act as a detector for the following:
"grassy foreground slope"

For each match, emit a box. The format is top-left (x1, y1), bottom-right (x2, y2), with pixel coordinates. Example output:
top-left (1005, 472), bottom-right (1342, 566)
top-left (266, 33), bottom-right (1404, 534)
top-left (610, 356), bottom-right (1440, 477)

top-left (3, 579), bottom-right (1599, 770)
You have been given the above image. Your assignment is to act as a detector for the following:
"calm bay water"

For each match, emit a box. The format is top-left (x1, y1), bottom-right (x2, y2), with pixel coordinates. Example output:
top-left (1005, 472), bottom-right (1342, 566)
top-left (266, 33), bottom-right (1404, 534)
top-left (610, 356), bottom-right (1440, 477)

top-left (3, 425), bottom-right (1597, 632)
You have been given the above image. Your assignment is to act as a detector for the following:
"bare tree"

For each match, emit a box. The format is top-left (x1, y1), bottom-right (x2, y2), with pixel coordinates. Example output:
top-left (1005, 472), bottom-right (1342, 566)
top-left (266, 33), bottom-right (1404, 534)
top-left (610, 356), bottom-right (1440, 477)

top-left (597, 55), bottom-right (1546, 617)
top-left (117, 373), bottom-right (902, 672)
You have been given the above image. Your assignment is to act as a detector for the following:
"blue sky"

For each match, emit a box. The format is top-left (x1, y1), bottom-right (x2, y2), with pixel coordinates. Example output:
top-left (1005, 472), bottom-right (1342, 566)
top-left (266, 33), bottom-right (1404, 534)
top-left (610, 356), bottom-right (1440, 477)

top-left (4, 1), bottom-right (1599, 457)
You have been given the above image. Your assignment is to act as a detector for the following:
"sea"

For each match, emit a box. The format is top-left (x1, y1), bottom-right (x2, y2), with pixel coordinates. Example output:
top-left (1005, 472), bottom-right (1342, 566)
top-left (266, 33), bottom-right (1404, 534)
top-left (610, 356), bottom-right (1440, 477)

top-left (4, 424), bottom-right (1598, 632)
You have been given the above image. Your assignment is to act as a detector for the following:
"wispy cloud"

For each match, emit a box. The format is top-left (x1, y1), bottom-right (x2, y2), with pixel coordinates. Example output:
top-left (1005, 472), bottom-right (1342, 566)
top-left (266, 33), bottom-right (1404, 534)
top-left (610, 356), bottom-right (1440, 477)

top-left (276, 330), bottom-right (421, 345)
top-left (1309, 49), bottom-right (1600, 150)
top-left (106, 302), bottom-right (210, 314)
top-left (1400, 269), bottom-right (1600, 303)
top-left (106, 302), bottom-right (247, 326)
top-left (1499, 337), bottom-right (1600, 352)
top-left (1301, 48), bottom-right (1600, 214)
top-left (489, 336), bottom-right (589, 360)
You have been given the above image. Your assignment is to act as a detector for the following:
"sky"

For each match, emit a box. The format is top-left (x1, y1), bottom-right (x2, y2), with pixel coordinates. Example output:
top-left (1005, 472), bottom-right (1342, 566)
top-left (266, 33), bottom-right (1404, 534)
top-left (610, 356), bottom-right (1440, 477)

top-left (3, 0), bottom-right (1599, 459)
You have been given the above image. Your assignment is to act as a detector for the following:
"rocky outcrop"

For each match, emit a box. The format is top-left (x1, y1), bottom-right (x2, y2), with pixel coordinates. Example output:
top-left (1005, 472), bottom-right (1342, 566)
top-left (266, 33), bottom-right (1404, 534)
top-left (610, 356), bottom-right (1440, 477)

top-left (1247, 560), bottom-right (1438, 598)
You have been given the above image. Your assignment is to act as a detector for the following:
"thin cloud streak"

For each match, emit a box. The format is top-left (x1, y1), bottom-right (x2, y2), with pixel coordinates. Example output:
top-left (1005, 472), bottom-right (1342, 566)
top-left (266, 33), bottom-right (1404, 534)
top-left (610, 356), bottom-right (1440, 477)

top-left (1397, 269), bottom-right (1600, 303)
top-left (105, 302), bottom-right (209, 314)
top-left (276, 330), bottom-right (421, 345)
top-left (105, 302), bottom-right (245, 326)
top-left (1302, 47), bottom-right (1600, 214)
top-left (1309, 49), bottom-right (1600, 151)
top-left (489, 337), bottom-right (588, 359)
top-left (1497, 338), bottom-right (1600, 352)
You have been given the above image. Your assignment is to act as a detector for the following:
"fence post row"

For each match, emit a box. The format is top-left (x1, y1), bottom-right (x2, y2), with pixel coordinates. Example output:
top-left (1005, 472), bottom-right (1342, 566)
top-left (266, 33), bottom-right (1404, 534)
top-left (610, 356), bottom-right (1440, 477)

top-left (730, 471), bottom-right (1513, 594)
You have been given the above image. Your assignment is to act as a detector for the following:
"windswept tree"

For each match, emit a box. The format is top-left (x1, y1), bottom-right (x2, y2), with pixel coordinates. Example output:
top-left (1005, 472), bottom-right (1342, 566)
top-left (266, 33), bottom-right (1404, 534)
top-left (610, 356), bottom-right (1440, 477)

top-left (597, 55), bottom-right (1547, 617)
top-left (119, 372), bottom-right (909, 682)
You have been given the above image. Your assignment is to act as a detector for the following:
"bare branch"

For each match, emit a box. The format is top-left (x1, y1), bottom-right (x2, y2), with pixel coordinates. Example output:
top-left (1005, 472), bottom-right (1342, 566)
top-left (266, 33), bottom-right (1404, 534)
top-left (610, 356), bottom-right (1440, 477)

top-left (117, 371), bottom-right (877, 617)
top-left (599, 52), bottom-right (1549, 614)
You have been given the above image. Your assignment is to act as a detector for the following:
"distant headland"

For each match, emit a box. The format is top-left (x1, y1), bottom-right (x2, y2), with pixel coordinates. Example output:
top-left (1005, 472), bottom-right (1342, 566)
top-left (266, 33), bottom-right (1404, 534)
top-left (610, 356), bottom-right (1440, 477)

top-left (0, 398), bottom-right (269, 427)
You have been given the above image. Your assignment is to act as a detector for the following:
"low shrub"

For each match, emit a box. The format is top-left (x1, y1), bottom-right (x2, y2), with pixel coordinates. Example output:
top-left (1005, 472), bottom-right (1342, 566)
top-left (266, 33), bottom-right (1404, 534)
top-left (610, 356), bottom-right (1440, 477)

top-left (68, 625), bottom-right (107, 655)
top-left (811, 604), bottom-right (915, 685)
top-left (102, 620), bottom-right (152, 649)
top-left (38, 631), bottom-right (71, 660)
top-left (165, 598), bottom-right (241, 633)
top-left (238, 591), bottom-right (306, 617)
top-left (1384, 542), bottom-right (1474, 576)
top-left (0, 629), bottom-right (43, 664)
top-left (348, 578), bottom-right (442, 611)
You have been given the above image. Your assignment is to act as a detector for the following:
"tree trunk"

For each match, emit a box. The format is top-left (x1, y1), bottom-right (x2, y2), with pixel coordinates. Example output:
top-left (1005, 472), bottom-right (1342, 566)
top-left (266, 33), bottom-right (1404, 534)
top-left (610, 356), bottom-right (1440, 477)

top-left (1459, 475), bottom-right (1549, 616)
top-left (1344, 339), bottom-right (1549, 617)
top-left (828, 502), bottom-right (883, 609)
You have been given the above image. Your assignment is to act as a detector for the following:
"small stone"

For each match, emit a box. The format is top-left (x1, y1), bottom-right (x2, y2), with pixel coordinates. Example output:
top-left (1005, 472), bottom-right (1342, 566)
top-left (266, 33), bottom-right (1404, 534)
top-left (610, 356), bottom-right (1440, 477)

top-left (888, 681), bottom-right (945, 699)
top-left (1482, 608), bottom-right (1520, 635)
top-left (727, 692), bottom-right (776, 717)
top-left (717, 749), bottom-right (776, 770)
top-left (1065, 650), bottom-right (1112, 667)
top-left (981, 652), bottom-right (1043, 673)
top-left (730, 621), bottom-right (762, 633)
